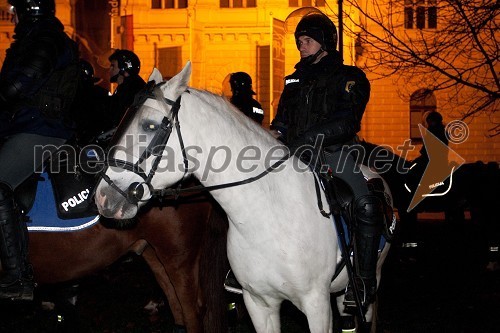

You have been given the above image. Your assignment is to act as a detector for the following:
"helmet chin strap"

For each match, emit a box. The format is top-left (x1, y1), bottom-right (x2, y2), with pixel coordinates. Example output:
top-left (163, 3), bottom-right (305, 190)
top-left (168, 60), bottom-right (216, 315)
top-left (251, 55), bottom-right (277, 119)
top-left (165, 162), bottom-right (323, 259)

top-left (110, 70), bottom-right (125, 83)
top-left (299, 48), bottom-right (324, 66)
top-left (110, 73), bottom-right (120, 83)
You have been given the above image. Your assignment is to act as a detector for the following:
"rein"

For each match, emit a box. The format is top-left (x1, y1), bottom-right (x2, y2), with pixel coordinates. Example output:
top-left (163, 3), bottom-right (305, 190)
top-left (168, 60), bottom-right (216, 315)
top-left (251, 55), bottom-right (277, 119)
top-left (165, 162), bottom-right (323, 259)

top-left (153, 153), bottom-right (291, 199)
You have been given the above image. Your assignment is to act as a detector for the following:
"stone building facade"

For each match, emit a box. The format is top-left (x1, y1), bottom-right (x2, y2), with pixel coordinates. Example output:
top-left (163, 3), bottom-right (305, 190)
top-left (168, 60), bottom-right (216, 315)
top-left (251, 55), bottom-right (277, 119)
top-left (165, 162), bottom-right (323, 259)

top-left (0, 0), bottom-right (497, 162)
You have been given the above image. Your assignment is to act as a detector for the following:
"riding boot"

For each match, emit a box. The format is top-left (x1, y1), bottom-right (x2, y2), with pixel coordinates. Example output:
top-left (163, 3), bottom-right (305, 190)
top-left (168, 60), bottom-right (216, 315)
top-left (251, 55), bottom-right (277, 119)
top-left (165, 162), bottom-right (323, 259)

top-left (0, 182), bottom-right (34, 301)
top-left (344, 194), bottom-right (383, 311)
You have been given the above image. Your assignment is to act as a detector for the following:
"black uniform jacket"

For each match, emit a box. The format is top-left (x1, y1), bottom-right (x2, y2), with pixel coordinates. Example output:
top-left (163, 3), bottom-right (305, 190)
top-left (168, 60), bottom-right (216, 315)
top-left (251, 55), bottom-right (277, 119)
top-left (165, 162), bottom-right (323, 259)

top-left (272, 52), bottom-right (370, 148)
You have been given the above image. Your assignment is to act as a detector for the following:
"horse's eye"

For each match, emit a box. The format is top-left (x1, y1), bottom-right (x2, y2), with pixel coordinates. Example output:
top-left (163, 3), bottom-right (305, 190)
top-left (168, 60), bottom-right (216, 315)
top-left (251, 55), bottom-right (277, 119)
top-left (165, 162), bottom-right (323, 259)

top-left (142, 122), bottom-right (159, 132)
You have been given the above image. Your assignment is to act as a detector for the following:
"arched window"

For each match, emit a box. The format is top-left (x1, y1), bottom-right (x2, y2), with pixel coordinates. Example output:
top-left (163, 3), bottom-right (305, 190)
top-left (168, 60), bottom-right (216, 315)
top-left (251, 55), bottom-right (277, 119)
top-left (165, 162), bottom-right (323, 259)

top-left (410, 89), bottom-right (436, 141)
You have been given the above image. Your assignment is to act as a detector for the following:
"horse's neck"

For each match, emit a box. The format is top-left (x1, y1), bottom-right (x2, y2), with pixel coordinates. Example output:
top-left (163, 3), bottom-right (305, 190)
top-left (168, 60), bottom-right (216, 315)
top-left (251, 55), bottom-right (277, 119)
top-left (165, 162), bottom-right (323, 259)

top-left (182, 99), bottom-right (279, 188)
top-left (180, 99), bottom-right (290, 220)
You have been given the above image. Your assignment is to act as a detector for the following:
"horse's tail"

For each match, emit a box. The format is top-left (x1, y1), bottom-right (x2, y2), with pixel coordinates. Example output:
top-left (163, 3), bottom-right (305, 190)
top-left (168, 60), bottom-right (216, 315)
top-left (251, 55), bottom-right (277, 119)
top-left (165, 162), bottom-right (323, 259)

top-left (200, 199), bottom-right (229, 333)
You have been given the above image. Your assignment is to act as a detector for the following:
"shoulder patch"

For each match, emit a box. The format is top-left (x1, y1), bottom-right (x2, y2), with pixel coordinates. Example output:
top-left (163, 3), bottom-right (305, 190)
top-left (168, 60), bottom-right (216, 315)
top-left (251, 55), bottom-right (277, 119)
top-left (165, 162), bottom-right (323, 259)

top-left (345, 81), bottom-right (356, 93)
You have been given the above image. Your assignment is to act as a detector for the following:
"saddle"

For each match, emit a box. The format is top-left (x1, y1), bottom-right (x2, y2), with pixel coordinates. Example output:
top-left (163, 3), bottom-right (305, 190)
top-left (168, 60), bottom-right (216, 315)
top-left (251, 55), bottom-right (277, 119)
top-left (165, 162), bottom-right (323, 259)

top-left (321, 174), bottom-right (395, 243)
top-left (14, 144), bottom-right (99, 220)
top-left (298, 146), bottom-right (395, 242)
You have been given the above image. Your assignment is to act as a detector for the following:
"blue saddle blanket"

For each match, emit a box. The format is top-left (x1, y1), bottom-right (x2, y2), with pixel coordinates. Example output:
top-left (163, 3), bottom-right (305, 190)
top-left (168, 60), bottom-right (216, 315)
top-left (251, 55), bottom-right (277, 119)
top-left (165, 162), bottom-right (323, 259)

top-left (26, 173), bottom-right (100, 232)
top-left (337, 215), bottom-right (387, 252)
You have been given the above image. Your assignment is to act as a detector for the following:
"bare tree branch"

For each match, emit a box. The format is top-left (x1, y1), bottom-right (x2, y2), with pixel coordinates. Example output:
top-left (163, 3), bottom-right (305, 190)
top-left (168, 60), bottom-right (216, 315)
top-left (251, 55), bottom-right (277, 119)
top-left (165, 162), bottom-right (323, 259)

top-left (341, 0), bottom-right (499, 135)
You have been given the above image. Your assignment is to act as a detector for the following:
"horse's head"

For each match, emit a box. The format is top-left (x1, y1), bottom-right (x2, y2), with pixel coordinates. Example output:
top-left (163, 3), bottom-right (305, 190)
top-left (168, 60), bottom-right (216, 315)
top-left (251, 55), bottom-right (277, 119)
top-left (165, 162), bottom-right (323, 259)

top-left (95, 62), bottom-right (192, 219)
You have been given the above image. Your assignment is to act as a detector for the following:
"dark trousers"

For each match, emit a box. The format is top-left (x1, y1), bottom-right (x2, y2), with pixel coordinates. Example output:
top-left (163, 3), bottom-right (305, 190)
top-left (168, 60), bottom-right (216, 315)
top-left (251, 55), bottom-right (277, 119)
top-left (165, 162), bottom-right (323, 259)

top-left (0, 133), bottom-right (66, 189)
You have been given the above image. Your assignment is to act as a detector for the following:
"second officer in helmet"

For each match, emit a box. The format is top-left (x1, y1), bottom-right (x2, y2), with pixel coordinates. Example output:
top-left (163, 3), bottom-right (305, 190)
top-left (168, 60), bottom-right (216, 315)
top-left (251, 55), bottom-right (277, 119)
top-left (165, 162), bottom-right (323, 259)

top-left (229, 72), bottom-right (265, 125)
top-left (106, 49), bottom-right (146, 130)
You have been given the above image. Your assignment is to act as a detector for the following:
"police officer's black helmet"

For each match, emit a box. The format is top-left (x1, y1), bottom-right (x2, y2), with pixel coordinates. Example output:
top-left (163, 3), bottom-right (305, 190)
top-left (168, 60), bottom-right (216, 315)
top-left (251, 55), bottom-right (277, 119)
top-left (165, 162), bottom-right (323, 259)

top-left (8, 0), bottom-right (55, 19)
top-left (294, 12), bottom-right (337, 53)
top-left (79, 59), bottom-right (100, 83)
top-left (108, 49), bottom-right (141, 76)
top-left (230, 72), bottom-right (255, 96)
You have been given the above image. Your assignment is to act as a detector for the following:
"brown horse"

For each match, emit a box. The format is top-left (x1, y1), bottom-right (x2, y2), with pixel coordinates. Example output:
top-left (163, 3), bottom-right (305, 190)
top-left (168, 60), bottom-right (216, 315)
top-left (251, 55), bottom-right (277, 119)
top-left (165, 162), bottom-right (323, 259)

top-left (9, 191), bottom-right (229, 333)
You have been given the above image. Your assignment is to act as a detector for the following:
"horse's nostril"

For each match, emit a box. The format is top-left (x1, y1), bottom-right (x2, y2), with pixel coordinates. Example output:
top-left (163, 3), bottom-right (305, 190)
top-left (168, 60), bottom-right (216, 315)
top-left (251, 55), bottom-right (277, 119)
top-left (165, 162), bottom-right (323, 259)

top-left (100, 206), bottom-right (116, 219)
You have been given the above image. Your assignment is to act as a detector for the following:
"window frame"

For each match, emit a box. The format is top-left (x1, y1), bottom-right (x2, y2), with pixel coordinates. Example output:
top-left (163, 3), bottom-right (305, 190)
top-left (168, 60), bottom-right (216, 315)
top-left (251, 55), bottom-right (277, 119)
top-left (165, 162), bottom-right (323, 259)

top-left (409, 89), bottom-right (437, 142)
top-left (151, 0), bottom-right (188, 9)
top-left (404, 0), bottom-right (438, 30)
top-left (287, 0), bottom-right (325, 7)
top-left (219, 0), bottom-right (256, 8)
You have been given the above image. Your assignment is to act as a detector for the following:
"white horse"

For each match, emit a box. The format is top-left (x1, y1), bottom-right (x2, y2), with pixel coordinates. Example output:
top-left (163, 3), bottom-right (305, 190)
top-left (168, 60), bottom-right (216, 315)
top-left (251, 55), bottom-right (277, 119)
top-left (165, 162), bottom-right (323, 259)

top-left (95, 62), bottom-right (393, 332)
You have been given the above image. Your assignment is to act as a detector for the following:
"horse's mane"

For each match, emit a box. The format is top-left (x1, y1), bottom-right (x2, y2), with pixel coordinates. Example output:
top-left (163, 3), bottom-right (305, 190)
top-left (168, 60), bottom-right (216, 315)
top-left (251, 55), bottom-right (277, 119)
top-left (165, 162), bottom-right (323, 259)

top-left (182, 88), bottom-right (278, 148)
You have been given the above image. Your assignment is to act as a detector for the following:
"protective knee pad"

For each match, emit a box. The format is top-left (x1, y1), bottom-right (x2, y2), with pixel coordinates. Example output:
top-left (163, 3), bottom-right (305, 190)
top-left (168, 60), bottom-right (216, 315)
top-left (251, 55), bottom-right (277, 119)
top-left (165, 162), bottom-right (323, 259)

top-left (354, 194), bottom-right (384, 232)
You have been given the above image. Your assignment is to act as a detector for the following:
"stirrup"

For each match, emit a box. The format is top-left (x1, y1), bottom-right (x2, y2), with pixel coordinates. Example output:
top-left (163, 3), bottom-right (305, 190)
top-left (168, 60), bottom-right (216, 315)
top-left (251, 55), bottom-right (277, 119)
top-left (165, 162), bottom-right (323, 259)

top-left (343, 277), bottom-right (375, 312)
top-left (223, 270), bottom-right (243, 295)
top-left (0, 279), bottom-right (35, 301)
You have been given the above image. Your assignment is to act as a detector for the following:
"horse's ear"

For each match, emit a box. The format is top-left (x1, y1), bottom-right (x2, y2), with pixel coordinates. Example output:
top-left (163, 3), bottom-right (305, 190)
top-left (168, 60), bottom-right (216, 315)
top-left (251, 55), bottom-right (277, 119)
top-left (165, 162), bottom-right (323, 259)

top-left (178, 61), bottom-right (192, 84)
top-left (161, 61), bottom-right (191, 99)
top-left (148, 68), bottom-right (163, 84)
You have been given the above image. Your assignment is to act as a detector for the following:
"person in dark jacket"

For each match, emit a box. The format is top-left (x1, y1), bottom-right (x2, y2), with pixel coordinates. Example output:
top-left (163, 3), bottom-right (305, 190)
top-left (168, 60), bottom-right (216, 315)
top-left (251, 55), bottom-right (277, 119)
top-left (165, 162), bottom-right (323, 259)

top-left (405, 110), bottom-right (450, 201)
top-left (74, 59), bottom-right (109, 144)
top-left (418, 110), bottom-right (449, 160)
top-left (271, 11), bottom-right (384, 311)
top-left (229, 72), bottom-right (264, 125)
top-left (106, 49), bottom-right (146, 130)
top-left (0, 0), bottom-right (79, 301)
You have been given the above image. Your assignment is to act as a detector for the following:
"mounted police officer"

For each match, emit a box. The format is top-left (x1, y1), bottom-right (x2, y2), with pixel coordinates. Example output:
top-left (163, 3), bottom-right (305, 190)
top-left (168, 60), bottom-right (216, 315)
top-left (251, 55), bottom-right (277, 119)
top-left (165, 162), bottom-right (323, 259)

top-left (229, 72), bottom-right (265, 125)
top-left (0, 0), bottom-right (80, 300)
top-left (106, 49), bottom-right (146, 130)
top-left (271, 11), bottom-right (384, 311)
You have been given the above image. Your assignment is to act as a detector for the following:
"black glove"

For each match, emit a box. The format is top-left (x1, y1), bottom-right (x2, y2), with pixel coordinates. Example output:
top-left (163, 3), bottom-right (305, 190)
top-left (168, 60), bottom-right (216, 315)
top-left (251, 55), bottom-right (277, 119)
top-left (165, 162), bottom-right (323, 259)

top-left (289, 119), bottom-right (356, 152)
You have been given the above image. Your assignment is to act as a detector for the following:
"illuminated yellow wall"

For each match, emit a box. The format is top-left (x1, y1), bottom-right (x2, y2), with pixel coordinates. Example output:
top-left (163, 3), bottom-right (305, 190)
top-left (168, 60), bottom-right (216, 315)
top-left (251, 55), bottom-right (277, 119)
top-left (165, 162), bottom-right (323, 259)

top-left (113, 1), bottom-right (348, 126)
top-left (357, 0), bottom-right (499, 162)
top-left (0, 0), bottom-right (496, 162)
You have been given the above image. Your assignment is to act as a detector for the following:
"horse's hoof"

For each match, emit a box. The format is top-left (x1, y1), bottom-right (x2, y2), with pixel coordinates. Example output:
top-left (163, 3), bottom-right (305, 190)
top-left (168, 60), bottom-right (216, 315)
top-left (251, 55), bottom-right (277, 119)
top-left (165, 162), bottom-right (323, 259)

top-left (172, 324), bottom-right (187, 333)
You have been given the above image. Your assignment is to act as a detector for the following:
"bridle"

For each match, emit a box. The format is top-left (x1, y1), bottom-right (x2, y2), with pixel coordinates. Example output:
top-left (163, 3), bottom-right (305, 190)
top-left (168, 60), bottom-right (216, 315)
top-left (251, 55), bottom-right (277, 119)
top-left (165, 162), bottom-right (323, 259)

top-left (99, 82), bottom-right (186, 205)
top-left (98, 82), bottom-right (290, 206)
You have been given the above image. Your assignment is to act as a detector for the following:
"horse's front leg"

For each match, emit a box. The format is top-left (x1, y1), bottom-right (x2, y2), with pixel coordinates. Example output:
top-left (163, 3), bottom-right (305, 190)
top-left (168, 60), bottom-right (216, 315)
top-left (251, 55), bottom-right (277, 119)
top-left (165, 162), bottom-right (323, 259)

top-left (162, 250), bottom-right (204, 332)
top-left (300, 290), bottom-right (333, 333)
top-left (242, 291), bottom-right (281, 333)
top-left (141, 247), bottom-right (190, 330)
